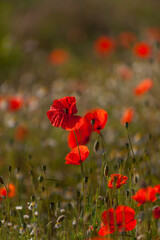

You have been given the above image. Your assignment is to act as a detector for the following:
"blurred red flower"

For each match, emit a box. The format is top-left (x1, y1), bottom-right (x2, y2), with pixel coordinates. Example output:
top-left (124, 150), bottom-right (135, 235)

top-left (0, 183), bottom-right (16, 201)
top-left (15, 125), bottom-right (28, 141)
top-left (108, 174), bottom-right (128, 189)
top-left (98, 206), bottom-right (137, 236)
top-left (116, 65), bottom-right (132, 81)
top-left (132, 186), bottom-right (157, 206)
top-left (47, 96), bottom-right (82, 131)
top-left (94, 36), bottom-right (115, 57)
top-left (49, 49), bottom-right (69, 65)
top-left (154, 184), bottom-right (160, 194)
top-left (146, 27), bottom-right (160, 42)
top-left (133, 42), bottom-right (151, 59)
top-left (65, 145), bottom-right (89, 165)
top-left (121, 108), bottom-right (134, 124)
top-left (85, 109), bottom-right (108, 134)
top-left (68, 117), bottom-right (92, 148)
top-left (119, 31), bottom-right (136, 48)
top-left (134, 79), bottom-right (153, 96)
top-left (153, 206), bottom-right (160, 219)
top-left (8, 96), bottom-right (24, 112)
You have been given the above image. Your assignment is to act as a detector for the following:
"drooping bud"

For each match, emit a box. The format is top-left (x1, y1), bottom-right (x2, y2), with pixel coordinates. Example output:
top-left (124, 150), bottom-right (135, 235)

top-left (93, 140), bottom-right (99, 152)
top-left (104, 165), bottom-right (109, 177)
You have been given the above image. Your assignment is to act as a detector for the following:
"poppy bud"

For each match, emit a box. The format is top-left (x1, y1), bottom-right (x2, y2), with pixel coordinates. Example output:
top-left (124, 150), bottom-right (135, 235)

top-left (0, 176), bottom-right (4, 185)
top-left (132, 157), bottom-right (136, 164)
top-left (77, 190), bottom-right (81, 198)
top-left (23, 223), bottom-right (27, 229)
top-left (42, 165), bottom-right (46, 172)
top-left (57, 215), bottom-right (66, 223)
top-left (126, 143), bottom-right (129, 149)
top-left (38, 176), bottom-right (44, 183)
top-left (126, 190), bottom-right (130, 198)
top-left (29, 170), bottom-right (33, 176)
top-left (42, 187), bottom-right (45, 192)
top-left (105, 195), bottom-right (109, 203)
top-left (125, 122), bottom-right (129, 129)
top-left (135, 176), bottom-right (139, 184)
top-left (93, 140), bottom-right (100, 152)
top-left (84, 176), bottom-right (88, 184)
top-left (104, 165), bottom-right (109, 177)
top-left (132, 189), bottom-right (135, 195)
top-left (50, 202), bottom-right (55, 211)
top-left (8, 166), bottom-right (12, 172)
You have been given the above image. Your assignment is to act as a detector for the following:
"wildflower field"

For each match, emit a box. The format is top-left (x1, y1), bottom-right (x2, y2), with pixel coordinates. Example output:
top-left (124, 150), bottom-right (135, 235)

top-left (1, 0), bottom-right (160, 239)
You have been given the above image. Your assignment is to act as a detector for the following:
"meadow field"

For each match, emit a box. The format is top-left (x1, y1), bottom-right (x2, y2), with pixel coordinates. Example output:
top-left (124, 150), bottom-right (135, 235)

top-left (0, 1), bottom-right (160, 239)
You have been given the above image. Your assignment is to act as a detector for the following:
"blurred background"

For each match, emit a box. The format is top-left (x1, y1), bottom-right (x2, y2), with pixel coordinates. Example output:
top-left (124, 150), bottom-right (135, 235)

top-left (1, 0), bottom-right (160, 85)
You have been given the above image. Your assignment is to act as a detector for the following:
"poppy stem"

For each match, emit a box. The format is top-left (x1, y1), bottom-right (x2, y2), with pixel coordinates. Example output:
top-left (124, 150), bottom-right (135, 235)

top-left (125, 124), bottom-right (136, 162)
top-left (73, 131), bottom-right (84, 178)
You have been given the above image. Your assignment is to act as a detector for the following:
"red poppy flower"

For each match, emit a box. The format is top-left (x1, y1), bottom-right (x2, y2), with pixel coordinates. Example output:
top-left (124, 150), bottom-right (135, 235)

top-left (85, 109), bottom-right (108, 134)
top-left (8, 96), bottom-right (24, 112)
top-left (49, 49), bottom-right (69, 65)
top-left (108, 174), bottom-right (128, 189)
top-left (0, 183), bottom-right (16, 201)
top-left (86, 238), bottom-right (113, 240)
top-left (65, 145), bottom-right (89, 165)
top-left (154, 184), bottom-right (160, 194)
top-left (47, 96), bottom-right (83, 131)
top-left (153, 206), bottom-right (160, 219)
top-left (68, 117), bottom-right (92, 148)
top-left (121, 108), bottom-right (134, 124)
top-left (94, 36), bottom-right (115, 57)
top-left (132, 186), bottom-right (157, 206)
top-left (98, 206), bottom-right (137, 236)
top-left (134, 79), bottom-right (153, 96)
top-left (119, 31), bottom-right (136, 48)
top-left (133, 42), bottom-right (151, 59)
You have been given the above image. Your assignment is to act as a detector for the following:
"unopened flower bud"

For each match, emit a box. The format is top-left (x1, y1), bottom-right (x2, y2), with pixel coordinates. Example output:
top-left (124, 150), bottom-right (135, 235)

top-left (50, 202), bottom-right (54, 211)
top-left (8, 166), bottom-right (12, 172)
top-left (104, 165), bottom-right (109, 177)
top-left (57, 215), bottom-right (66, 223)
top-left (84, 176), bottom-right (88, 184)
top-left (125, 122), bottom-right (129, 129)
top-left (0, 176), bottom-right (4, 185)
top-left (42, 165), bottom-right (46, 172)
top-left (126, 190), bottom-right (130, 198)
top-left (94, 140), bottom-right (99, 152)
top-left (38, 176), bottom-right (44, 183)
